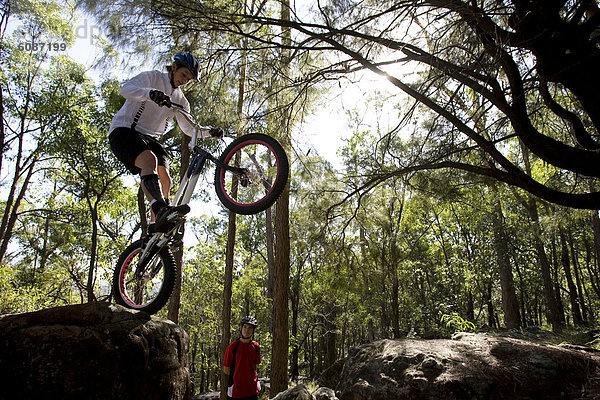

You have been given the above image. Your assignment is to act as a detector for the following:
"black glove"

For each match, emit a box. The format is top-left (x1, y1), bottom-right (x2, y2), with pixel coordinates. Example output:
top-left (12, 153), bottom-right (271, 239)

top-left (209, 127), bottom-right (224, 138)
top-left (149, 90), bottom-right (172, 107)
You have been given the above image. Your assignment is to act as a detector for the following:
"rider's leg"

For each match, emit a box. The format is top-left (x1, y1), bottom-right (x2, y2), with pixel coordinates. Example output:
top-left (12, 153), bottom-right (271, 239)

top-left (135, 150), bottom-right (189, 233)
top-left (135, 150), bottom-right (167, 217)
top-left (157, 165), bottom-right (172, 203)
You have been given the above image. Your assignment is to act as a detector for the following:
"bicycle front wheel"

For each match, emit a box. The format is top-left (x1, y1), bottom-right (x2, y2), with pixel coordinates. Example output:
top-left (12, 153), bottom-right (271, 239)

top-left (215, 133), bottom-right (289, 215)
top-left (112, 239), bottom-right (176, 315)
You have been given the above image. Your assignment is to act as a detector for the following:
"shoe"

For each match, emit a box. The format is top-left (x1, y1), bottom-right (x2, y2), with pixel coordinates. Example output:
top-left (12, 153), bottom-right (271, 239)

top-left (153, 204), bottom-right (191, 233)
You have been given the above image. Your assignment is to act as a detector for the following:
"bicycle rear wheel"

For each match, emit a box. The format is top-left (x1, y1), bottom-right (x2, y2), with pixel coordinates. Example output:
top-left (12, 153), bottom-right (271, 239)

top-left (214, 133), bottom-right (289, 215)
top-left (112, 239), bottom-right (176, 315)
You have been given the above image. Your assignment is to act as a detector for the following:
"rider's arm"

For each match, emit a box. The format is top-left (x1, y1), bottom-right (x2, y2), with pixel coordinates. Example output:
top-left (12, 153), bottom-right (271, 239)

top-left (120, 71), bottom-right (157, 102)
top-left (174, 97), bottom-right (197, 137)
top-left (174, 99), bottom-right (216, 139)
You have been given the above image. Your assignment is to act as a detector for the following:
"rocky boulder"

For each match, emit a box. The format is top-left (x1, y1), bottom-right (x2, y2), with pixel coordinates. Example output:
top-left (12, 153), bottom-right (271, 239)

top-left (318, 359), bottom-right (344, 389)
top-left (0, 302), bottom-right (191, 400)
top-left (272, 384), bottom-right (314, 400)
top-left (337, 332), bottom-right (600, 399)
top-left (313, 387), bottom-right (338, 400)
top-left (272, 385), bottom-right (338, 400)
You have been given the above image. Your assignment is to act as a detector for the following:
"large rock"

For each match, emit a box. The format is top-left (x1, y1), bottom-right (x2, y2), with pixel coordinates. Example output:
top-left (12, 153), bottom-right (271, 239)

top-left (0, 301), bottom-right (191, 400)
top-left (318, 359), bottom-right (344, 389)
top-left (271, 384), bottom-right (314, 400)
top-left (271, 384), bottom-right (338, 400)
top-left (313, 387), bottom-right (338, 400)
top-left (337, 332), bottom-right (600, 400)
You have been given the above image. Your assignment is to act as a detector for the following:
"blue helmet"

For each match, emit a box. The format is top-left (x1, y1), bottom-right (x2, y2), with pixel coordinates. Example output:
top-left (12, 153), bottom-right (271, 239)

top-left (173, 52), bottom-right (200, 80)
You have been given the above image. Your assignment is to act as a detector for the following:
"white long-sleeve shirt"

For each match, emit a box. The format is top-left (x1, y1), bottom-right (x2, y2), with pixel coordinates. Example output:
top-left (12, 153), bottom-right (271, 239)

top-left (109, 70), bottom-right (197, 138)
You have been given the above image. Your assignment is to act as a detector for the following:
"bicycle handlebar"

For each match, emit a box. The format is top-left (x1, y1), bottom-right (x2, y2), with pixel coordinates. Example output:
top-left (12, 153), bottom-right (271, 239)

top-left (168, 102), bottom-right (215, 150)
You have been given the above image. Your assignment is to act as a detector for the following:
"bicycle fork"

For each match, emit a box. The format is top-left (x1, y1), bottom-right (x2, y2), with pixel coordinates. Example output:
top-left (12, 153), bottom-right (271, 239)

top-left (135, 234), bottom-right (166, 277)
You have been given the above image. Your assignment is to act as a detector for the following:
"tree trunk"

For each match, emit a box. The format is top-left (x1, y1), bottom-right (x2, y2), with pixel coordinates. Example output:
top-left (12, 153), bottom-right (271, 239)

top-left (38, 205), bottom-right (52, 274)
top-left (0, 161), bottom-right (36, 264)
top-left (290, 265), bottom-right (300, 381)
top-left (486, 280), bottom-right (496, 328)
top-left (466, 289), bottom-right (475, 322)
top-left (325, 304), bottom-right (337, 369)
top-left (532, 219), bottom-right (563, 331)
top-left (167, 133), bottom-right (191, 323)
top-left (270, 183), bottom-right (290, 395)
top-left (86, 201), bottom-right (99, 302)
top-left (520, 143), bottom-right (563, 332)
top-left (270, 0), bottom-right (292, 396)
top-left (359, 226), bottom-right (375, 341)
top-left (389, 200), bottom-right (402, 338)
top-left (391, 272), bottom-right (401, 338)
top-left (491, 198), bottom-right (521, 329)
top-left (568, 230), bottom-right (588, 322)
top-left (266, 208), bottom-right (275, 300)
top-left (559, 230), bottom-right (583, 325)
top-left (590, 212), bottom-right (600, 298)
top-left (512, 256), bottom-right (528, 326)
top-left (552, 249), bottom-right (566, 325)
top-left (0, 46), bottom-right (39, 264)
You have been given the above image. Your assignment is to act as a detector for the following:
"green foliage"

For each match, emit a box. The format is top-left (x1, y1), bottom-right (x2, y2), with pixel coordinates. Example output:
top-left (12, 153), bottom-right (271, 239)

top-left (440, 312), bottom-right (476, 335)
top-left (0, 263), bottom-right (72, 313)
top-left (1, 0), bottom-right (138, 305)
top-left (11, 0), bottom-right (75, 45)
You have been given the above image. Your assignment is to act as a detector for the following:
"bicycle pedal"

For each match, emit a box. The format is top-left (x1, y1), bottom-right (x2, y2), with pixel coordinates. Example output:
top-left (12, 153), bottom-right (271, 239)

top-left (167, 205), bottom-right (190, 220)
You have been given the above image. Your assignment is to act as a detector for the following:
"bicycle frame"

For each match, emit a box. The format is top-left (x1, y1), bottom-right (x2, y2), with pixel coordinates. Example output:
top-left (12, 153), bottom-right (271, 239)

top-left (135, 106), bottom-right (246, 270)
top-left (171, 107), bottom-right (249, 207)
top-left (113, 105), bottom-right (289, 313)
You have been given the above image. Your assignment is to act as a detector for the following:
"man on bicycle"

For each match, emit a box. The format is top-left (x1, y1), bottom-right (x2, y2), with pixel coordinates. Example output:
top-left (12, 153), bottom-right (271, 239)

top-left (109, 51), bottom-right (223, 233)
top-left (223, 316), bottom-right (262, 400)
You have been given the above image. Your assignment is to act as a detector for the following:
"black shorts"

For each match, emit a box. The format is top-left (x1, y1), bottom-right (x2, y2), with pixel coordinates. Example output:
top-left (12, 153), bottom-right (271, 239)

top-left (109, 127), bottom-right (169, 175)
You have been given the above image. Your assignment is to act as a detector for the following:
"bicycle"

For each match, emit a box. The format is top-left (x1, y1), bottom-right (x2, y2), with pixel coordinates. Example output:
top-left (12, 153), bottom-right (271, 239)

top-left (111, 103), bottom-right (289, 314)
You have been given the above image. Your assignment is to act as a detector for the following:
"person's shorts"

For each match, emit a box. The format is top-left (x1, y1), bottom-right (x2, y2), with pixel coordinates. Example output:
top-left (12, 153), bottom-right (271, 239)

top-left (109, 127), bottom-right (169, 175)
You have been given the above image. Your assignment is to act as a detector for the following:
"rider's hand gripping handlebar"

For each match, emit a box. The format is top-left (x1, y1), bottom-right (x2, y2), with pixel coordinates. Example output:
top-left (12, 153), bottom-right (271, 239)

top-left (149, 90), bottom-right (172, 107)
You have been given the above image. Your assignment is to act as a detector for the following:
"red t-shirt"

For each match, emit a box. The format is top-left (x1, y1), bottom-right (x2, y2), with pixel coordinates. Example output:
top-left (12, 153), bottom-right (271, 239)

top-left (223, 339), bottom-right (261, 398)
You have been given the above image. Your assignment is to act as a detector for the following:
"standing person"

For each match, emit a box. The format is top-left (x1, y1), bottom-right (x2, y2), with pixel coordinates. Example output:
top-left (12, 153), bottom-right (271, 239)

top-left (108, 51), bottom-right (223, 233)
top-left (223, 316), bottom-right (262, 400)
